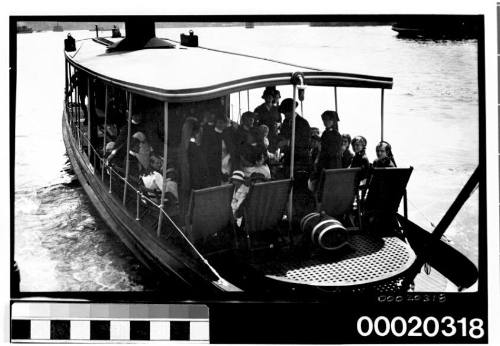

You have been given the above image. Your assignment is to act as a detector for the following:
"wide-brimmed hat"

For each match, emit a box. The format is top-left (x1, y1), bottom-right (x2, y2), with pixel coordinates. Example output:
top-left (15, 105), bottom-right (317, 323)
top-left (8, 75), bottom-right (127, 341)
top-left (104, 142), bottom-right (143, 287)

top-left (278, 98), bottom-right (298, 113)
top-left (262, 86), bottom-right (276, 99)
top-left (240, 111), bottom-right (256, 121)
top-left (321, 110), bottom-right (340, 122)
top-left (230, 170), bottom-right (245, 183)
top-left (132, 131), bottom-right (146, 142)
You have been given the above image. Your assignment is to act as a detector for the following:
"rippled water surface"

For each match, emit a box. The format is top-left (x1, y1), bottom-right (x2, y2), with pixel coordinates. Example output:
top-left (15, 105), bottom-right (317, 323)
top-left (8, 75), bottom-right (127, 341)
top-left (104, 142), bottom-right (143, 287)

top-left (14, 25), bottom-right (479, 291)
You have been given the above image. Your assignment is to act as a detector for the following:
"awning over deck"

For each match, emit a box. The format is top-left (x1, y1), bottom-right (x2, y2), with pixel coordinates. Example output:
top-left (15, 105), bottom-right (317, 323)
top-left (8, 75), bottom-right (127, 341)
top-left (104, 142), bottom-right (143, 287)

top-left (66, 37), bottom-right (393, 102)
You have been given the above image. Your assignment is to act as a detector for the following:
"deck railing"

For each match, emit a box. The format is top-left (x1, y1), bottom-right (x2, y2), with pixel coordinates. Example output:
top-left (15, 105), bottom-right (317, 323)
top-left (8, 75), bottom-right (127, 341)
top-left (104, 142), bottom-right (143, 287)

top-left (66, 103), bottom-right (176, 235)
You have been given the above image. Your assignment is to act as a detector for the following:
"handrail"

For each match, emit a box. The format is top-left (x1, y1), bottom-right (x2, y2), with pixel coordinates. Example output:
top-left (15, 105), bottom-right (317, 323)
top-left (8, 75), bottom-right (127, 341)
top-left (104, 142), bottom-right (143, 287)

top-left (67, 106), bottom-right (230, 286)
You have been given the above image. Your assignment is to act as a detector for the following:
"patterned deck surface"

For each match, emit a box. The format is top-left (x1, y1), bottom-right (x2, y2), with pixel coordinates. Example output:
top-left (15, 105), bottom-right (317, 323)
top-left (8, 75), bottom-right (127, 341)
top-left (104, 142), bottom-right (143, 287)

top-left (261, 235), bottom-right (416, 287)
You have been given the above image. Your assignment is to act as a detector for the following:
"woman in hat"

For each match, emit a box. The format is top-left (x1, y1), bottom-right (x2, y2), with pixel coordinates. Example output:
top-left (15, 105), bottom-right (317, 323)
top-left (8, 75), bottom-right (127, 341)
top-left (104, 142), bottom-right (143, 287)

top-left (253, 86), bottom-right (281, 129)
top-left (317, 110), bottom-right (343, 170)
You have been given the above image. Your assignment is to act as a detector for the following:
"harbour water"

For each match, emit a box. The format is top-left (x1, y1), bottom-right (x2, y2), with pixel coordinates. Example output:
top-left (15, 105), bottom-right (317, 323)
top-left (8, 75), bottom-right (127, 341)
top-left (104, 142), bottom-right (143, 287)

top-left (14, 24), bottom-right (479, 291)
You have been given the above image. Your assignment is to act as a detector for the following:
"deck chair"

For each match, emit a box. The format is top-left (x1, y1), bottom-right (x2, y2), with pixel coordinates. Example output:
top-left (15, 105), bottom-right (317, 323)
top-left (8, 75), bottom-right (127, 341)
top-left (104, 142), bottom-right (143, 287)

top-left (185, 184), bottom-right (235, 250)
top-left (242, 179), bottom-right (292, 248)
top-left (362, 167), bottom-right (413, 235)
top-left (318, 168), bottom-right (361, 226)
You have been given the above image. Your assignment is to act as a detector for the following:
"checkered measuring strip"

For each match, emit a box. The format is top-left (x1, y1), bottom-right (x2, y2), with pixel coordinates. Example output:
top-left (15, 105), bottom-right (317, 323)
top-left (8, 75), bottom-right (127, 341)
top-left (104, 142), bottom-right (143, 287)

top-left (11, 303), bottom-right (209, 343)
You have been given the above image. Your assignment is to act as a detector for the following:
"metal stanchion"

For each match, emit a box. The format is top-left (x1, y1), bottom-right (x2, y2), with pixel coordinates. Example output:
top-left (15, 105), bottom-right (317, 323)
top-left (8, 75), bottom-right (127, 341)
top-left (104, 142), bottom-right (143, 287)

top-left (109, 169), bottom-right (112, 193)
top-left (136, 191), bottom-right (141, 221)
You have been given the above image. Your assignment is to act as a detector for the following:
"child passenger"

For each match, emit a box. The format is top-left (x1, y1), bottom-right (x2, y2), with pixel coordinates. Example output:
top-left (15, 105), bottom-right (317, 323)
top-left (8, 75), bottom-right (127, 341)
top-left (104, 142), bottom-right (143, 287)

top-left (141, 156), bottom-right (179, 204)
top-left (230, 170), bottom-right (249, 226)
top-left (349, 136), bottom-right (370, 182)
top-left (341, 133), bottom-right (354, 168)
top-left (372, 141), bottom-right (396, 168)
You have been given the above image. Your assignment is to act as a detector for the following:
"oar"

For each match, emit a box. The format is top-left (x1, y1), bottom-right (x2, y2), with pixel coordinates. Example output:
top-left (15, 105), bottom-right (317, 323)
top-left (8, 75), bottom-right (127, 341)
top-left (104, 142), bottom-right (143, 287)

top-left (400, 166), bottom-right (479, 289)
top-left (398, 215), bottom-right (478, 289)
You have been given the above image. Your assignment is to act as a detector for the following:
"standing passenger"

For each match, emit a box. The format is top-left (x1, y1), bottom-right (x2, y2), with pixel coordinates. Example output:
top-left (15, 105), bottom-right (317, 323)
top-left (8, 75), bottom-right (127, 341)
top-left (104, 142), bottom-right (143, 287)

top-left (202, 114), bottom-right (230, 186)
top-left (317, 110), bottom-right (342, 171)
top-left (179, 117), bottom-right (209, 219)
top-left (254, 86), bottom-right (281, 129)
top-left (279, 98), bottom-right (312, 175)
top-left (233, 111), bottom-right (256, 170)
top-left (187, 121), bottom-right (209, 190)
top-left (273, 89), bottom-right (281, 108)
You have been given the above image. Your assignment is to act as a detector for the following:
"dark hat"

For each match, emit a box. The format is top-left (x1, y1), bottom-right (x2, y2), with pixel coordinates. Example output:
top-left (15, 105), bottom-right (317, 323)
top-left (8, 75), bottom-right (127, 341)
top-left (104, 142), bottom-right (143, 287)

top-left (278, 98), bottom-right (298, 113)
top-left (262, 86), bottom-right (276, 99)
top-left (250, 172), bottom-right (266, 182)
top-left (241, 111), bottom-right (256, 121)
top-left (321, 110), bottom-right (340, 121)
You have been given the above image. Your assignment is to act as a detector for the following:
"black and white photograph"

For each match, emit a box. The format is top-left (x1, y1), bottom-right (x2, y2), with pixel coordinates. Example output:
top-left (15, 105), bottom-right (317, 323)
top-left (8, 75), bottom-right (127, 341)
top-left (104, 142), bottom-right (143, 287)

top-left (9, 11), bottom-right (490, 343)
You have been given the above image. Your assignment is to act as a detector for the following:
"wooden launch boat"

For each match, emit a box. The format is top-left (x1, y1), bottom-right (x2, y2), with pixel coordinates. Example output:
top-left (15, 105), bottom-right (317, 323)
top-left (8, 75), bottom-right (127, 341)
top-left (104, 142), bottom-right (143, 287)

top-left (62, 19), bottom-right (478, 296)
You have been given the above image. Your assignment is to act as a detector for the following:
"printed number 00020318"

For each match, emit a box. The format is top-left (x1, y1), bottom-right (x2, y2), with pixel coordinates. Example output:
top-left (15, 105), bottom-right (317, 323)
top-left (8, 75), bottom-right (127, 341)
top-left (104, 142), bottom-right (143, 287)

top-left (356, 316), bottom-right (484, 339)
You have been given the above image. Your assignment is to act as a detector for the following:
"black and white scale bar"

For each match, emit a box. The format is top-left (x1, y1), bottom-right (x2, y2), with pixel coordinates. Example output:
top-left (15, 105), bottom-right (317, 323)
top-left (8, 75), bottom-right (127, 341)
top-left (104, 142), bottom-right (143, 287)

top-left (11, 303), bottom-right (209, 343)
top-left (11, 319), bottom-right (208, 342)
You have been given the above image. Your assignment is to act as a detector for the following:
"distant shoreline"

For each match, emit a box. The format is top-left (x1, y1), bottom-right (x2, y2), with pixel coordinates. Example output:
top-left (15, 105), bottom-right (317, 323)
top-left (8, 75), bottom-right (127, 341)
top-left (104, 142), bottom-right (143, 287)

top-left (18, 21), bottom-right (394, 32)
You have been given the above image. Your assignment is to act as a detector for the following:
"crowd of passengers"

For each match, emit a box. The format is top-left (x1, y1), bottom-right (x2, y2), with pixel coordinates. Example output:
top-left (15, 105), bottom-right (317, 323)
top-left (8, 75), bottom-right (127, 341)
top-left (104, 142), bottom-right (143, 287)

top-left (99, 86), bottom-right (397, 220)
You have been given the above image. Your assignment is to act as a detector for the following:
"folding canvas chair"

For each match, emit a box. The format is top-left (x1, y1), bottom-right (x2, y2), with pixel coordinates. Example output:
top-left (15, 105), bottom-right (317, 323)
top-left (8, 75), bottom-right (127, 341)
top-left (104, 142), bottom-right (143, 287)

top-left (362, 167), bottom-right (413, 235)
top-left (242, 179), bottom-right (292, 249)
top-left (185, 184), bottom-right (235, 250)
top-left (318, 168), bottom-right (361, 228)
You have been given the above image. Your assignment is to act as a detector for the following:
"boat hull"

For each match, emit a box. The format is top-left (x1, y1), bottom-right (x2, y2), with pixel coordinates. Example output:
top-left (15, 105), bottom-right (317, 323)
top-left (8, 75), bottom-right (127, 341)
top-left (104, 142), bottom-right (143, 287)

top-left (61, 106), bottom-right (224, 294)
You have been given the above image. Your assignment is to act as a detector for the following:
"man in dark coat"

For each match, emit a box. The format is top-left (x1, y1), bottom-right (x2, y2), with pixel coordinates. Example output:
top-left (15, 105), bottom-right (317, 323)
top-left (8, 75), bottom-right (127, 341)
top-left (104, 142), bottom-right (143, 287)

top-left (201, 114), bottom-right (230, 186)
top-left (232, 111), bottom-right (255, 170)
top-left (279, 98), bottom-right (311, 174)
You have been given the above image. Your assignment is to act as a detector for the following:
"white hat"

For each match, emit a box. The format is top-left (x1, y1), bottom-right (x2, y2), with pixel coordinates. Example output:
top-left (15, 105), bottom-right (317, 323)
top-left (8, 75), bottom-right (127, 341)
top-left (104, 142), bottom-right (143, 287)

top-left (230, 170), bottom-right (245, 183)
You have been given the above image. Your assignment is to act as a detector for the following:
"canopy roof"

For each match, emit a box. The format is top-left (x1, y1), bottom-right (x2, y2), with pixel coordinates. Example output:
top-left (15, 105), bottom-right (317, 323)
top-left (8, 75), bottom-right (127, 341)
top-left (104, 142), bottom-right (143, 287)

top-left (66, 37), bottom-right (393, 102)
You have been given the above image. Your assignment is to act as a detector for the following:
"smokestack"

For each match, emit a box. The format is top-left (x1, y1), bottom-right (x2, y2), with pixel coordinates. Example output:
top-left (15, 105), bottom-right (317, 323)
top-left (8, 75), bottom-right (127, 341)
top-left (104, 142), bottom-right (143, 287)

top-left (107, 18), bottom-right (174, 52)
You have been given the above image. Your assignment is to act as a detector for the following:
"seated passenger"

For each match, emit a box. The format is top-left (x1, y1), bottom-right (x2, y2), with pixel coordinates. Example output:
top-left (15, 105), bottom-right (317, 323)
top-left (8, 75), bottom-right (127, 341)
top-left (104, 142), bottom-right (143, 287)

top-left (341, 133), bottom-right (354, 168)
top-left (349, 135), bottom-right (371, 182)
top-left (243, 147), bottom-right (271, 181)
top-left (141, 157), bottom-right (178, 204)
top-left (105, 142), bottom-right (116, 156)
top-left (106, 112), bottom-right (146, 167)
top-left (256, 124), bottom-right (270, 148)
top-left (372, 141), bottom-right (396, 168)
top-left (129, 131), bottom-right (153, 172)
top-left (309, 127), bottom-right (321, 166)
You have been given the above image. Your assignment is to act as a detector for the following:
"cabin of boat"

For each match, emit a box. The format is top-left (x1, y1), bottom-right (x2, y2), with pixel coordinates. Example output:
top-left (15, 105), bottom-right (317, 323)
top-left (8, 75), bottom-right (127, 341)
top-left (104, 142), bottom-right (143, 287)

top-left (62, 23), bottom-right (478, 295)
